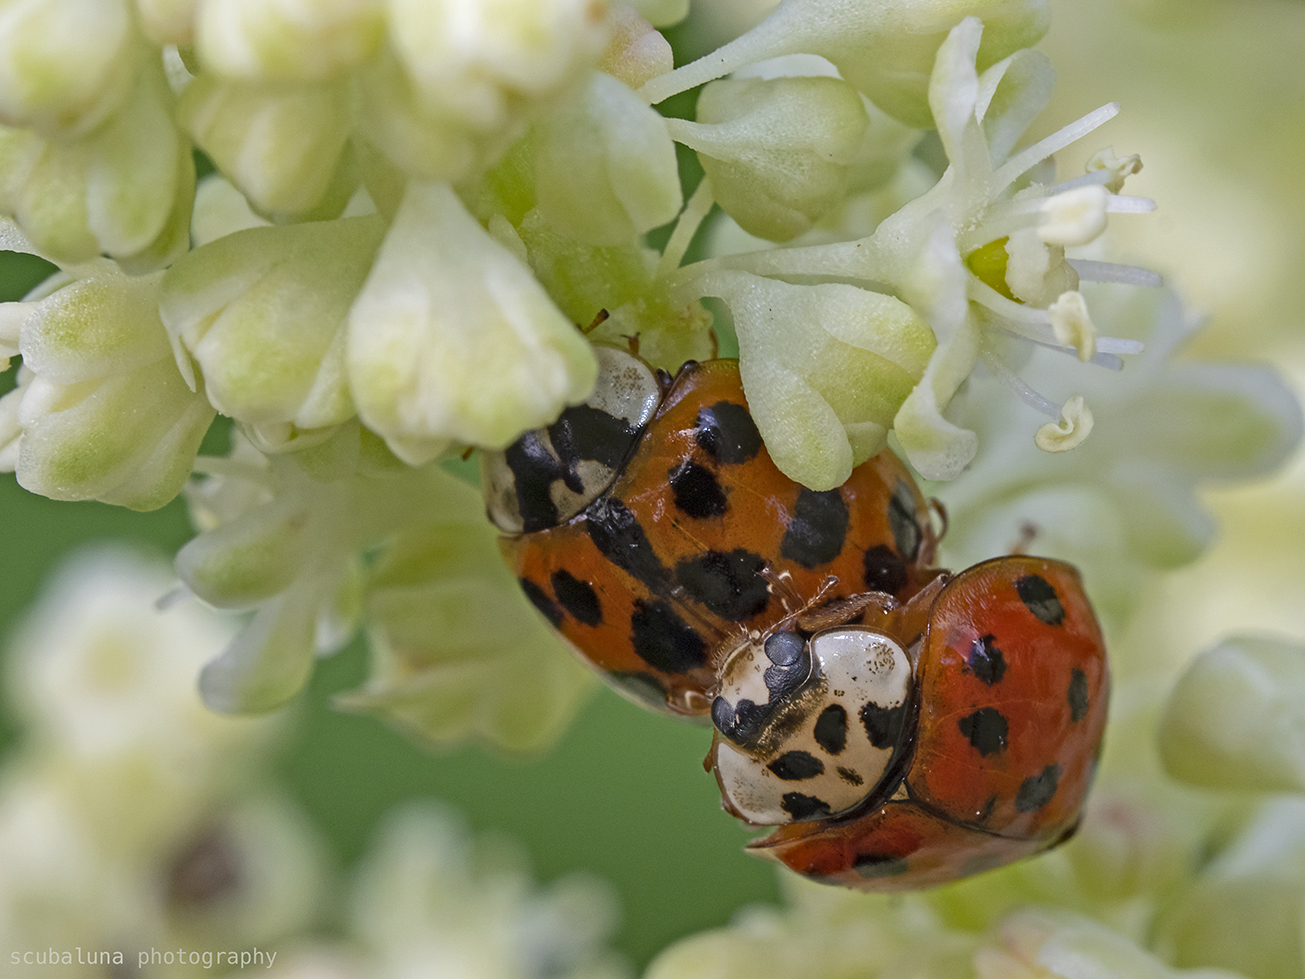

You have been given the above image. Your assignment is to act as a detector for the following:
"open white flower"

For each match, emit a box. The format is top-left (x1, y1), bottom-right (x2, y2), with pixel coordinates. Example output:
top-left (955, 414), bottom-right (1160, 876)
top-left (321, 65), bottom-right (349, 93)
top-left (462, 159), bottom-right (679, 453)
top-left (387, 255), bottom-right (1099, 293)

top-left (672, 17), bottom-right (1155, 484)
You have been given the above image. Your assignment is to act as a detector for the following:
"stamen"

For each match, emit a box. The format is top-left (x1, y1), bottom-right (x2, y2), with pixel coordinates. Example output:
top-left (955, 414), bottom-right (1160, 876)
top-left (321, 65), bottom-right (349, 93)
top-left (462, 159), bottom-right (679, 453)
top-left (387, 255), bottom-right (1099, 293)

top-left (1067, 259), bottom-right (1163, 287)
top-left (1049, 291), bottom-right (1097, 362)
top-left (1048, 170), bottom-right (1117, 194)
top-left (978, 343), bottom-right (1061, 418)
top-left (1085, 148), bottom-right (1143, 193)
top-left (992, 103), bottom-right (1120, 192)
top-left (1039, 186), bottom-right (1108, 246)
top-left (1035, 395), bottom-right (1094, 452)
top-left (1106, 195), bottom-right (1157, 213)
top-left (658, 179), bottom-right (716, 279)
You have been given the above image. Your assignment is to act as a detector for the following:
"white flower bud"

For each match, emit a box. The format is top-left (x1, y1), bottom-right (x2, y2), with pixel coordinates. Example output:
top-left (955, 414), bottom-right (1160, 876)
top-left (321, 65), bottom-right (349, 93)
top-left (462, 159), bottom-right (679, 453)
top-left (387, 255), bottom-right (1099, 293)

top-left (196, 0), bottom-right (385, 82)
top-left (1034, 395), bottom-right (1093, 452)
top-left (535, 70), bottom-right (681, 246)
top-left (135, 0), bottom-right (199, 46)
top-left (347, 181), bottom-right (598, 463)
top-left (178, 73), bottom-right (353, 217)
top-left (388, 0), bottom-right (609, 124)
top-left (161, 215), bottom-right (386, 429)
top-left (1039, 185), bottom-right (1109, 247)
top-left (0, 0), bottom-right (136, 137)
top-left (668, 75), bottom-right (868, 242)
top-left (1159, 636), bottom-right (1305, 793)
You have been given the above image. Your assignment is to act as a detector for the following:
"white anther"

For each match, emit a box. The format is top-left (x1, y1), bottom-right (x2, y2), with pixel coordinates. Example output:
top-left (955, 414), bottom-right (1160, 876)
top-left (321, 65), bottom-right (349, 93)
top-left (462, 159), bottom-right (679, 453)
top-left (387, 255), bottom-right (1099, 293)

top-left (1049, 291), bottom-right (1097, 362)
top-left (1039, 185), bottom-right (1109, 247)
top-left (1035, 396), bottom-right (1094, 452)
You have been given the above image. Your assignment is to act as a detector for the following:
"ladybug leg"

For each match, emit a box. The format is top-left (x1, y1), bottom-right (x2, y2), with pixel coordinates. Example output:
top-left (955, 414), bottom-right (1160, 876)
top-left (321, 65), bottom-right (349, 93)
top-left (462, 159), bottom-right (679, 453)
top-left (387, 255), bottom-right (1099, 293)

top-left (1007, 521), bottom-right (1039, 555)
top-left (796, 590), bottom-right (897, 632)
top-left (920, 498), bottom-right (948, 566)
top-left (582, 308), bottom-right (610, 333)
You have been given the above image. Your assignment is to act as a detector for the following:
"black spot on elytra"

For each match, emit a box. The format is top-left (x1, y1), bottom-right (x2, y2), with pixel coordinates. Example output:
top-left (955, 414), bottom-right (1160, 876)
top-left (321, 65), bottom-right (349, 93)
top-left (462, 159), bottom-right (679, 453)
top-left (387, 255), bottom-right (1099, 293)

top-left (814, 704), bottom-right (849, 755)
top-left (837, 766), bottom-right (864, 786)
top-left (1015, 764), bottom-right (1061, 812)
top-left (967, 634), bottom-right (1007, 685)
top-left (605, 671), bottom-right (668, 709)
top-left (696, 401), bottom-right (762, 464)
top-left (853, 852), bottom-right (909, 878)
top-left (781, 792), bottom-right (832, 820)
top-left (768, 751), bottom-right (825, 781)
top-left (519, 578), bottom-right (563, 627)
top-left (712, 696), bottom-right (770, 746)
top-left (1068, 668), bottom-right (1089, 722)
top-left (1016, 574), bottom-right (1065, 626)
top-left (668, 461), bottom-right (728, 519)
top-left (550, 570), bottom-right (602, 626)
top-left (861, 701), bottom-right (907, 750)
top-left (585, 497), bottom-right (670, 592)
top-left (781, 489), bottom-right (849, 568)
top-left (958, 708), bottom-right (1008, 756)
top-left (675, 549), bottom-right (770, 621)
top-left (630, 599), bottom-right (707, 674)
top-left (862, 544), bottom-right (908, 594)
top-left (888, 480), bottom-right (922, 561)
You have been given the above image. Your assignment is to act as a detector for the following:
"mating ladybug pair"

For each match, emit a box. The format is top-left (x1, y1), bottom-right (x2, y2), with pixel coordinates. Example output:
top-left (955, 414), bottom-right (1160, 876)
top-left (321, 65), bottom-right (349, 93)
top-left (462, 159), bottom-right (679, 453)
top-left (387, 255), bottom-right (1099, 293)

top-left (482, 348), bottom-right (1108, 891)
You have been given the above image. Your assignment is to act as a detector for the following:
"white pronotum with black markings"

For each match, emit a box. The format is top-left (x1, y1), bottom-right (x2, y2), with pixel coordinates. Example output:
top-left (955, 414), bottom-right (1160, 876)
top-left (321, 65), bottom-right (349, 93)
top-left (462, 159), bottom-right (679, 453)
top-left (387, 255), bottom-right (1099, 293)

top-left (710, 627), bottom-right (914, 826)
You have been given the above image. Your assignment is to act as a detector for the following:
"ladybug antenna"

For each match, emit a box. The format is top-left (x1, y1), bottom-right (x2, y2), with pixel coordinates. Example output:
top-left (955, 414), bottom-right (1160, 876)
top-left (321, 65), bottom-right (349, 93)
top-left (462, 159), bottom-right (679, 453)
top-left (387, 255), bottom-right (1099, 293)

top-left (921, 498), bottom-right (948, 565)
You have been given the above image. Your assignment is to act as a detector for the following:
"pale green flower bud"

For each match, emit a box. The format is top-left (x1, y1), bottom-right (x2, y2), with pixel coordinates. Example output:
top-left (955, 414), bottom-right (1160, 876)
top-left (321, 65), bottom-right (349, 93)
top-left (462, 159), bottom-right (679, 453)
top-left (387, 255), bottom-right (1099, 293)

top-left (1154, 798), bottom-right (1305, 979)
top-left (178, 73), bottom-right (353, 218)
top-left (11, 264), bottom-right (216, 510)
top-left (625, 0), bottom-right (687, 28)
top-left (639, 0), bottom-right (1049, 129)
top-left (598, 6), bottom-right (673, 89)
top-left (195, 0), bottom-right (385, 82)
top-left (135, 0), bottom-right (198, 46)
top-left (361, 0), bottom-right (608, 184)
top-left (1160, 636), bottom-right (1305, 793)
top-left (1, 59), bottom-right (196, 269)
top-left (161, 215), bottom-right (386, 429)
top-left (692, 268), bottom-right (935, 489)
top-left (347, 181), bottom-right (598, 463)
top-left (668, 75), bottom-right (868, 242)
top-left (338, 473), bottom-right (594, 752)
top-left (535, 70), bottom-right (681, 246)
top-left (0, 0), bottom-right (137, 137)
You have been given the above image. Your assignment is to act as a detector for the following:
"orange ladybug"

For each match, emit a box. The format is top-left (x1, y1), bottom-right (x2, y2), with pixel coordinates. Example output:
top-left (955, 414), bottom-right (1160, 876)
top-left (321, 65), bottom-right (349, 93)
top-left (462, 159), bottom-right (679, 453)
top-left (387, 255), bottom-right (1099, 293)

top-left (483, 348), bottom-right (940, 718)
top-left (484, 349), bottom-right (1108, 890)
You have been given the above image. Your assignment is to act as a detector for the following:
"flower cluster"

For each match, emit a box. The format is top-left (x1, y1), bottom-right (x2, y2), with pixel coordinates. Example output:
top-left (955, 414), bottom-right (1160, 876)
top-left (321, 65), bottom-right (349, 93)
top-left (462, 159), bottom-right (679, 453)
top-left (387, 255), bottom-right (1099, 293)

top-left (0, 0), bottom-right (1299, 813)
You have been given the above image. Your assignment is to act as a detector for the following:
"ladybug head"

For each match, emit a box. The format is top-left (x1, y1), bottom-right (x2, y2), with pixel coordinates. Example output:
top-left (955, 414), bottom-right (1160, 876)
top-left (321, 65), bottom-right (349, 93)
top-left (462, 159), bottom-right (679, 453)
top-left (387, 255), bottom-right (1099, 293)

top-left (482, 346), bottom-right (662, 534)
top-left (710, 627), bottom-right (916, 827)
